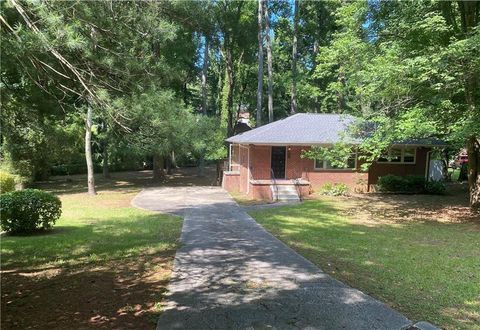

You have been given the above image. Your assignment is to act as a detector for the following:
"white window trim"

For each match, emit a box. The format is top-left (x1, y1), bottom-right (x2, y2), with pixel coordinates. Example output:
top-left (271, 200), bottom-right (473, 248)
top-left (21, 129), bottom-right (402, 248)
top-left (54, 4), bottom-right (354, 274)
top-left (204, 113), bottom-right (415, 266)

top-left (377, 147), bottom-right (416, 164)
top-left (314, 151), bottom-right (357, 171)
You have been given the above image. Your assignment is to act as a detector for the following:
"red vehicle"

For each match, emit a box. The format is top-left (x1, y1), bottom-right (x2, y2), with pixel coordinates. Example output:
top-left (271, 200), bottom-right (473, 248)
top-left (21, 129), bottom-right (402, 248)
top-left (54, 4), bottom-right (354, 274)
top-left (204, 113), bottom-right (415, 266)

top-left (453, 154), bottom-right (468, 168)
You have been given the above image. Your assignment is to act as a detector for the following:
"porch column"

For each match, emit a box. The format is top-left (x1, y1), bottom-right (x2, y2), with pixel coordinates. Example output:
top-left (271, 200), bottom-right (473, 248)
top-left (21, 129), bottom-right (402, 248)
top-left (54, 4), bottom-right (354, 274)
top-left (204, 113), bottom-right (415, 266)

top-left (228, 143), bottom-right (233, 171)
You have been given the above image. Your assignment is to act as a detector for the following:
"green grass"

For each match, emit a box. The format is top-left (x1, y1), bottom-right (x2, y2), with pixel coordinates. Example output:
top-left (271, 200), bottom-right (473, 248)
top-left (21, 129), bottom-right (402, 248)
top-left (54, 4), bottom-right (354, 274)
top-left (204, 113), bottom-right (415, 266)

top-left (449, 168), bottom-right (461, 182)
top-left (1, 190), bottom-right (182, 270)
top-left (249, 199), bottom-right (480, 329)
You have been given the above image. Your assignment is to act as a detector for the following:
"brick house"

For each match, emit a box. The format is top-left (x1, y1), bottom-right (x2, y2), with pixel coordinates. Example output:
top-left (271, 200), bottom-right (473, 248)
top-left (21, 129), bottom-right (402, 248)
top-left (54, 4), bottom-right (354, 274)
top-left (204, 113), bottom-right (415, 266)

top-left (222, 113), bottom-right (445, 201)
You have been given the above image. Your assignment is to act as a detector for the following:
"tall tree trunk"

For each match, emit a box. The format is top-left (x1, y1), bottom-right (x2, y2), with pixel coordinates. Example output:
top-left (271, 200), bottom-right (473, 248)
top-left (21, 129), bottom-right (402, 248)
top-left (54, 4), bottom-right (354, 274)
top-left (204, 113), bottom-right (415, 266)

top-left (153, 153), bottom-right (165, 180)
top-left (290, 0), bottom-right (299, 115)
top-left (166, 154), bottom-right (172, 175)
top-left (197, 156), bottom-right (205, 176)
top-left (198, 35), bottom-right (209, 176)
top-left (201, 35), bottom-right (209, 115)
top-left (171, 150), bottom-right (176, 168)
top-left (458, 0), bottom-right (480, 212)
top-left (264, 0), bottom-right (274, 123)
top-left (458, 1), bottom-right (479, 34)
top-left (85, 103), bottom-right (96, 195)
top-left (313, 39), bottom-right (320, 113)
top-left (226, 50), bottom-right (235, 137)
top-left (256, 0), bottom-right (264, 126)
top-left (467, 137), bottom-right (480, 212)
top-left (102, 142), bottom-right (110, 179)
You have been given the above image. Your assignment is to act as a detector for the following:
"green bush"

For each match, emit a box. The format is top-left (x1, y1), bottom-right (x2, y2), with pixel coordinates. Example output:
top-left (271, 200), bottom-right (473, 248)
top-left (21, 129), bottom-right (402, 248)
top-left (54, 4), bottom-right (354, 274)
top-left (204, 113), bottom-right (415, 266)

top-left (377, 175), bottom-right (426, 193)
top-left (320, 182), bottom-right (349, 196)
top-left (377, 175), bottom-right (407, 192)
top-left (425, 180), bottom-right (446, 195)
top-left (0, 189), bottom-right (62, 234)
top-left (0, 171), bottom-right (16, 193)
top-left (377, 175), bottom-right (445, 194)
top-left (404, 175), bottom-right (426, 192)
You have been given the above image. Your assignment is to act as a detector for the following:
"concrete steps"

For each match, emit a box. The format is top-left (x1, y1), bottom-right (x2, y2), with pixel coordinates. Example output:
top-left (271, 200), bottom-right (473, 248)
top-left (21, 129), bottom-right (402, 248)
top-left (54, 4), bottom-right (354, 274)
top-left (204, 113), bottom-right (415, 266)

top-left (271, 184), bottom-right (300, 202)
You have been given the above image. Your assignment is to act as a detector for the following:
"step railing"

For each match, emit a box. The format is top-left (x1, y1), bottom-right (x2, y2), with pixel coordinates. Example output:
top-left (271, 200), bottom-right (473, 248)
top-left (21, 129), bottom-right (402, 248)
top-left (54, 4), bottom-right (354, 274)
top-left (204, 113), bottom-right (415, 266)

top-left (270, 168), bottom-right (279, 202)
top-left (291, 169), bottom-right (303, 201)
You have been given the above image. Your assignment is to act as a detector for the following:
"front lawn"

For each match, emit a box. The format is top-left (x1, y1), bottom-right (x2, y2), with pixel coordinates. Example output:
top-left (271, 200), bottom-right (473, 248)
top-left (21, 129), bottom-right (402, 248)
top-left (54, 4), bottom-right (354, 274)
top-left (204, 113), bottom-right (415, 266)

top-left (1, 174), bottom-right (183, 329)
top-left (249, 193), bottom-right (480, 329)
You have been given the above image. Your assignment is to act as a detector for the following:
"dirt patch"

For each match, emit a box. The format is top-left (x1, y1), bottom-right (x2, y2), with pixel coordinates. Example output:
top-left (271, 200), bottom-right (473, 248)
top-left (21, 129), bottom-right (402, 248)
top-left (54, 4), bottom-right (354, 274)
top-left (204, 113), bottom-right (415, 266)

top-left (34, 167), bottom-right (218, 196)
top-left (1, 253), bottom-right (175, 329)
top-left (311, 183), bottom-right (480, 225)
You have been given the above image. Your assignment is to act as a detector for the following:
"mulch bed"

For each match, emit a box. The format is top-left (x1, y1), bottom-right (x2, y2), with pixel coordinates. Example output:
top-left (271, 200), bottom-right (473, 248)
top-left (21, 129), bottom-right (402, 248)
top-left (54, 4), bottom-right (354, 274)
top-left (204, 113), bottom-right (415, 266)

top-left (1, 254), bottom-right (174, 330)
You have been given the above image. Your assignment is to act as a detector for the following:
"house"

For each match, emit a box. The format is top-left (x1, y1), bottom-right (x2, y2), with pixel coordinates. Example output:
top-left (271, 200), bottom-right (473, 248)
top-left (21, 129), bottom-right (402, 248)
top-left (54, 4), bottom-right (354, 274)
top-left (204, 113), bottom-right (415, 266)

top-left (222, 113), bottom-right (446, 201)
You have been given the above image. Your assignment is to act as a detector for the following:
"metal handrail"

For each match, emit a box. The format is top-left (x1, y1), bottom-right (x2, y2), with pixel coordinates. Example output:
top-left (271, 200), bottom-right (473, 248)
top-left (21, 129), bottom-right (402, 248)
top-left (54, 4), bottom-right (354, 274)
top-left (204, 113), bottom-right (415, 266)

top-left (291, 169), bottom-right (303, 201)
top-left (270, 168), bottom-right (279, 202)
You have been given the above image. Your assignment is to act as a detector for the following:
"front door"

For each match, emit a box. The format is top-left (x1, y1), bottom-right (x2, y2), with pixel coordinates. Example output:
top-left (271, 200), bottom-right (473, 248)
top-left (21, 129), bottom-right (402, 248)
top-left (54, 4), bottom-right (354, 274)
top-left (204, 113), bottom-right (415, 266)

top-left (271, 146), bottom-right (286, 179)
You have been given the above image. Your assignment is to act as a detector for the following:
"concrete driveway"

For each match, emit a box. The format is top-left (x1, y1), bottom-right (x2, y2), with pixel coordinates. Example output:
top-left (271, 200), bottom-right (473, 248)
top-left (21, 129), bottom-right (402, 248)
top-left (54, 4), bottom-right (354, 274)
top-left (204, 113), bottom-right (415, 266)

top-left (132, 186), bottom-right (428, 330)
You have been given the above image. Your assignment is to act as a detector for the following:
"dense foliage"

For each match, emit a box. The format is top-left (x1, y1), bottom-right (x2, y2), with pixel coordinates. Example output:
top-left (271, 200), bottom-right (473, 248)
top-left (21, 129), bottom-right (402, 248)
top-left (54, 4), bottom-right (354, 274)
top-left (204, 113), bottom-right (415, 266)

top-left (0, 189), bottom-right (62, 234)
top-left (1, 0), bottom-right (478, 208)
top-left (0, 171), bottom-right (16, 193)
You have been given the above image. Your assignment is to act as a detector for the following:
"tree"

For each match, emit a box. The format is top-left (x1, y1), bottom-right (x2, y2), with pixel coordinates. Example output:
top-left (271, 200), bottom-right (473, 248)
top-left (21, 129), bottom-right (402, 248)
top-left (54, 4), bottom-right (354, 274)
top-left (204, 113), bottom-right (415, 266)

top-left (264, 0), bottom-right (274, 123)
top-left (127, 90), bottom-right (194, 180)
top-left (290, 0), bottom-right (299, 114)
top-left (314, 0), bottom-right (480, 211)
top-left (256, 0), bottom-right (264, 126)
top-left (2, 0), bottom-right (197, 191)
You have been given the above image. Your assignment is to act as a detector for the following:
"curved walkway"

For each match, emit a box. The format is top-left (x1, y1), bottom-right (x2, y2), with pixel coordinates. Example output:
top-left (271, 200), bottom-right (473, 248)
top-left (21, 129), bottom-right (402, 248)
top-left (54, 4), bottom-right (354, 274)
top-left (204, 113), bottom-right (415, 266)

top-left (133, 187), bottom-right (426, 330)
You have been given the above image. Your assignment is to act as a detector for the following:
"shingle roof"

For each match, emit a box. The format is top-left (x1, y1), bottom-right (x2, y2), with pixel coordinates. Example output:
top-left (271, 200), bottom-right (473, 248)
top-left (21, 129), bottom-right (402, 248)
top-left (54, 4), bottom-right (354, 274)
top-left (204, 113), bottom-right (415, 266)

top-left (226, 113), bottom-right (361, 145)
top-left (393, 138), bottom-right (448, 147)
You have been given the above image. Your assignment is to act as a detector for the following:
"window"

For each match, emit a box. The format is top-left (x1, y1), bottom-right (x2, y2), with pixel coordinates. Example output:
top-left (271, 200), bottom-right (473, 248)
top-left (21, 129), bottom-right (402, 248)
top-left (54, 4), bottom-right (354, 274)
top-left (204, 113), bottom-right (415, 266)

top-left (403, 147), bottom-right (415, 163)
top-left (314, 151), bottom-right (357, 170)
top-left (314, 158), bottom-right (324, 169)
top-left (378, 147), bottom-right (416, 164)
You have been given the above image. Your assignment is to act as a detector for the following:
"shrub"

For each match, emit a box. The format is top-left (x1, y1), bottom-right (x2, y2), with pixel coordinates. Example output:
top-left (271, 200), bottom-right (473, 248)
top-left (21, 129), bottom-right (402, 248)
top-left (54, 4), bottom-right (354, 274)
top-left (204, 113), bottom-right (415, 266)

top-left (320, 182), bottom-right (349, 196)
top-left (404, 175), bottom-right (426, 192)
top-left (0, 171), bottom-right (16, 193)
top-left (377, 175), bottom-right (446, 195)
top-left (377, 175), bottom-right (407, 192)
top-left (377, 175), bottom-right (426, 193)
top-left (425, 180), bottom-right (446, 195)
top-left (0, 189), bottom-right (62, 234)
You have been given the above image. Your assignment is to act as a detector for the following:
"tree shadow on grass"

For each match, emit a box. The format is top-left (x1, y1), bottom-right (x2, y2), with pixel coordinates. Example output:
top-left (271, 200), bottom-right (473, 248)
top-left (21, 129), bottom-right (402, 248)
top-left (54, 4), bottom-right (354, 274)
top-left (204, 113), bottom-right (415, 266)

top-left (249, 200), bottom-right (480, 329)
top-left (33, 166), bottom-right (218, 196)
top-left (154, 199), bottom-right (412, 329)
top-left (0, 213), bottom-right (182, 271)
top-left (1, 210), bottom-right (183, 329)
top-left (1, 253), bottom-right (174, 330)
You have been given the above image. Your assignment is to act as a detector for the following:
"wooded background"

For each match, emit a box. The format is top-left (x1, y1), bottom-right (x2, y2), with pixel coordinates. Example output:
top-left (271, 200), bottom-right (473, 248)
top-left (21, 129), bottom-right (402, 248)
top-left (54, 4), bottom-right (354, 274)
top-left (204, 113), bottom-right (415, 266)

top-left (1, 0), bottom-right (479, 208)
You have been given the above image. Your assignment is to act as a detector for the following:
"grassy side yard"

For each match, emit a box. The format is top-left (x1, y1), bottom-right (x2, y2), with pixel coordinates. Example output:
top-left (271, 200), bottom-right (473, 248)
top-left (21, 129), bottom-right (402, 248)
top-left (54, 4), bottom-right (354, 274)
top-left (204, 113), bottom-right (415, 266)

top-left (249, 194), bottom-right (480, 329)
top-left (1, 177), bottom-right (183, 329)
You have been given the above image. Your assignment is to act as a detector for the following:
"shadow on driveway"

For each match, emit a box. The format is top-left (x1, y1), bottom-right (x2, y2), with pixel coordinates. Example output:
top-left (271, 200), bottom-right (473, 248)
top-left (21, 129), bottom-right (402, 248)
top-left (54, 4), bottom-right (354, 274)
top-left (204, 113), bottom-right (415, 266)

top-left (134, 187), bottom-right (417, 329)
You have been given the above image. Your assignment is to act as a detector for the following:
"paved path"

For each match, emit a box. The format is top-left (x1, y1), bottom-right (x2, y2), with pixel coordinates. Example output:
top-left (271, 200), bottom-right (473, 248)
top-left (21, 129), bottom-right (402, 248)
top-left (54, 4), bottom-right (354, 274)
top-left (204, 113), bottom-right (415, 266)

top-left (133, 187), bottom-right (415, 330)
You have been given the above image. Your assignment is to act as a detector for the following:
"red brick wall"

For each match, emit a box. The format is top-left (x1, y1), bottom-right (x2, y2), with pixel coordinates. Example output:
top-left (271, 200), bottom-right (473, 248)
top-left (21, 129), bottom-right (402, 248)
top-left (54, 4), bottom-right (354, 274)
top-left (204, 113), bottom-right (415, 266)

top-left (287, 146), bottom-right (368, 192)
top-left (368, 147), bottom-right (430, 185)
top-left (230, 144), bottom-right (240, 170)
top-left (250, 145), bottom-right (271, 180)
top-left (250, 184), bottom-right (273, 200)
top-left (285, 146), bottom-right (303, 179)
top-left (239, 145), bottom-right (249, 193)
top-left (224, 144), bottom-right (430, 198)
top-left (222, 172), bottom-right (240, 192)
